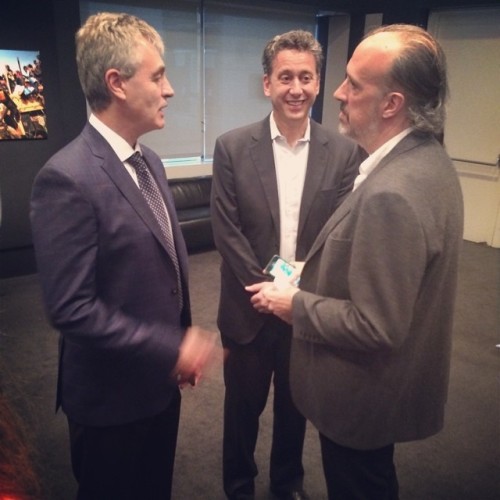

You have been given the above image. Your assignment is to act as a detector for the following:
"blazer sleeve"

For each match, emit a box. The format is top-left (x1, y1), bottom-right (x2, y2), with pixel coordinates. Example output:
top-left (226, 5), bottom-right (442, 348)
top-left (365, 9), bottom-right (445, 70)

top-left (210, 135), bottom-right (273, 287)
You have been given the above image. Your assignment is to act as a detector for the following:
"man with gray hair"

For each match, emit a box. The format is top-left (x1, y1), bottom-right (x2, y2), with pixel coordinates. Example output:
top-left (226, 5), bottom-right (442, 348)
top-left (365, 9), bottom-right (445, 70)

top-left (211, 29), bottom-right (364, 500)
top-left (31, 12), bottom-right (216, 499)
top-left (247, 24), bottom-right (464, 499)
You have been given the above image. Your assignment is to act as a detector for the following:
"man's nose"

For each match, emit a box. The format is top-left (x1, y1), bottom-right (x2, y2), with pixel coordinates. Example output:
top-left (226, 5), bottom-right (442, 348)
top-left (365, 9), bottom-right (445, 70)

top-left (163, 76), bottom-right (174, 98)
top-left (289, 78), bottom-right (303, 94)
top-left (333, 79), bottom-right (347, 101)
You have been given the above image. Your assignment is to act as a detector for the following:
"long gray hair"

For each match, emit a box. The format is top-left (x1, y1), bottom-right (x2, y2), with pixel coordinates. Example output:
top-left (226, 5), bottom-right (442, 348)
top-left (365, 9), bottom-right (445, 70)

top-left (367, 24), bottom-right (448, 135)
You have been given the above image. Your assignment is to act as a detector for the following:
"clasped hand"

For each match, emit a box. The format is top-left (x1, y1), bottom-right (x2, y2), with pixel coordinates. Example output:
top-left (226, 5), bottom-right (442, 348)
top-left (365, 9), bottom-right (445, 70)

top-left (245, 281), bottom-right (299, 325)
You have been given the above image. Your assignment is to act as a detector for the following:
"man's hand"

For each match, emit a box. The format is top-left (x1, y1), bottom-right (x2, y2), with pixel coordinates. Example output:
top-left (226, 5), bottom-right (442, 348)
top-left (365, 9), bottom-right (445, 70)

top-left (245, 281), bottom-right (299, 324)
top-left (172, 326), bottom-right (219, 387)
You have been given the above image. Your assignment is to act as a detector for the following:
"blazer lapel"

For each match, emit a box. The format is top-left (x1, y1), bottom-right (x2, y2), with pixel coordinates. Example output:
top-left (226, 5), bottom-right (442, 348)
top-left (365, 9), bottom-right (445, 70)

top-left (297, 121), bottom-right (329, 240)
top-left (249, 118), bottom-right (280, 236)
top-left (83, 125), bottom-right (171, 253)
top-left (366, 131), bottom-right (427, 179)
top-left (305, 191), bottom-right (355, 262)
top-left (305, 132), bottom-right (428, 262)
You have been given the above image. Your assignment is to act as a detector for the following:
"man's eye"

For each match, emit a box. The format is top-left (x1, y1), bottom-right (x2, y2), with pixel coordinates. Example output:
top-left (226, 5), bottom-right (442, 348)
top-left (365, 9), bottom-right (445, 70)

top-left (347, 78), bottom-right (357, 89)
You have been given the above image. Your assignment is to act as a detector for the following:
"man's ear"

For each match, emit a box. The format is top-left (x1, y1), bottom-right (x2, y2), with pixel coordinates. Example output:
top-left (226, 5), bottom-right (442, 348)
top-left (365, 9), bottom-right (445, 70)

top-left (263, 74), bottom-right (271, 97)
top-left (382, 91), bottom-right (405, 118)
top-left (105, 68), bottom-right (126, 101)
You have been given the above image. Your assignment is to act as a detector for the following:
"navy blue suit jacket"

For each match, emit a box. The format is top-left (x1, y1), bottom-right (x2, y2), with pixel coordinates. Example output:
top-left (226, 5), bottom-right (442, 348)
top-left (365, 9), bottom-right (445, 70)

top-left (31, 123), bottom-right (190, 426)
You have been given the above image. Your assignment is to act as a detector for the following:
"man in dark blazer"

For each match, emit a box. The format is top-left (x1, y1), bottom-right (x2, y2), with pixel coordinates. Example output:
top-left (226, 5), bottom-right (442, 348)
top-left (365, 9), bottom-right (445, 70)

top-left (30, 13), bottom-right (215, 499)
top-left (211, 30), bottom-right (364, 500)
top-left (248, 25), bottom-right (464, 499)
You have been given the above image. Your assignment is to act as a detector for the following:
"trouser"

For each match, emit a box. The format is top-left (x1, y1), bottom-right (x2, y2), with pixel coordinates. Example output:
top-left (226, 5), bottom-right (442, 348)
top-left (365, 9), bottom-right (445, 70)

top-left (68, 389), bottom-right (181, 500)
top-left (320, 433), bottom-right (399, 500)
top-left (222, 320), bottom-right (306, 498)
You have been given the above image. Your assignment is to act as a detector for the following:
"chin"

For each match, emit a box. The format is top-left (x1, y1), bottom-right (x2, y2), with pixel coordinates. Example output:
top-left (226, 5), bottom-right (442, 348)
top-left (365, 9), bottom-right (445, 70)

top-left (337, 123), bottom-right (350, 136)
top-left (154, 119), bottom-right (165, 130)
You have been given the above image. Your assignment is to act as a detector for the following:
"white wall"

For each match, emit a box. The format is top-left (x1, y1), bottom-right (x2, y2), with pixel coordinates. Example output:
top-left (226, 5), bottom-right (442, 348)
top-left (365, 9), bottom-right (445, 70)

top-left (165, 162), bottom-right (212, 179)
top-left (428, 7), bottom-right (500, 247)
top-left (322, 8), bottom-right (500, 247)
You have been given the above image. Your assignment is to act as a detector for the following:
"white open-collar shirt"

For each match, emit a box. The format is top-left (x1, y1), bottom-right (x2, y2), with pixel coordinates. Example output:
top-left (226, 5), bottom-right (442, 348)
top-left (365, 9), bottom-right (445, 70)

top-left (270, 113), bottom-right (310, 263)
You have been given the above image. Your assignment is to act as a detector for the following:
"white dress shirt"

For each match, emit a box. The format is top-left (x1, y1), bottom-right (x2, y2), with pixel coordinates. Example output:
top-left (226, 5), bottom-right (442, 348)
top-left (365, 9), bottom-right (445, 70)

top-left (270, 113), bottom-right (310, 263)
top-left (89, 113), bottom-right (142, 186)
top-left (352, 128), bottom-right (413, 191)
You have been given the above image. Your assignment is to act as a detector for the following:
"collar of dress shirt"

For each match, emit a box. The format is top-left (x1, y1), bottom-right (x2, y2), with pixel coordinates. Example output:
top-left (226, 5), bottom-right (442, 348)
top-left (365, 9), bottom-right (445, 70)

top-left (352, 127), bottom-right (413, 191)
top-left (89, 113), bottom-right (141, 162)
top-left (269, 112), bottom-right (311, 144)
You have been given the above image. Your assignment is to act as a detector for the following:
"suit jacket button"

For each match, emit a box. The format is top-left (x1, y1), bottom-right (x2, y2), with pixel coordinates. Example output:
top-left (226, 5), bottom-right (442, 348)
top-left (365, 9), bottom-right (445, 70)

top-left (172, 288), bottom-right (178, 295)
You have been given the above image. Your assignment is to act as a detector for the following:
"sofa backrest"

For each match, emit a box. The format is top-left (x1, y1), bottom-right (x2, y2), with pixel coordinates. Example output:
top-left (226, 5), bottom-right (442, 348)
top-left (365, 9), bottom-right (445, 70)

top-left (168, 176), bottom-right (212, 210)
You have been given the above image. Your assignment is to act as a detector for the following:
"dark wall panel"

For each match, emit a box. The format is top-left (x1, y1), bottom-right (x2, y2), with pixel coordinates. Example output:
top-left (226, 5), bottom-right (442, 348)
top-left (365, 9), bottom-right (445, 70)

top-left (0, 0), bottom-right (86, 278)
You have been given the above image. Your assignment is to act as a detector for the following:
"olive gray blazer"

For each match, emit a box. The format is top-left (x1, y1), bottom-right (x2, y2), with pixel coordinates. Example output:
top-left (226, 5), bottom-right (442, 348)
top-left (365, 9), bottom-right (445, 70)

top-left (290, 132), bottom-right (464, 450)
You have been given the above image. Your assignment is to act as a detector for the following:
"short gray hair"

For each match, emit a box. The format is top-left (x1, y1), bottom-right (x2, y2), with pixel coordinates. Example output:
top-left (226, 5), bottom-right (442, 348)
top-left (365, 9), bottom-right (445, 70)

top-left (76, 12), bottom-right (164, 112)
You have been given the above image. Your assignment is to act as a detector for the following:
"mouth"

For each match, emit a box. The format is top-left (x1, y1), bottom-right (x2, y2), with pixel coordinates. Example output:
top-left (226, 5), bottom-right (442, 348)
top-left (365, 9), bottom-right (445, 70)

top-left (287, 99), bottom-right (305, 107)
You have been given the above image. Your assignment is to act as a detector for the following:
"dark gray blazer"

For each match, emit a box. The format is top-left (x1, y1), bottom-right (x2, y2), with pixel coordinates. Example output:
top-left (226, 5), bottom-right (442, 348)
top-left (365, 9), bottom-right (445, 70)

top-left (211, 116), bottom-right (365, 344)
top-left (30, 123), bottom-right (190, 426)
top-left (291, 132), bottom-right (464, 450)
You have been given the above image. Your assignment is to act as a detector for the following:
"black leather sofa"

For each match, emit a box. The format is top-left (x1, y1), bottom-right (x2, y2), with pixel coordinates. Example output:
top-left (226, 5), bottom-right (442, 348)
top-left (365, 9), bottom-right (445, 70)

top-left (168, 175), bottom-right (214, 252)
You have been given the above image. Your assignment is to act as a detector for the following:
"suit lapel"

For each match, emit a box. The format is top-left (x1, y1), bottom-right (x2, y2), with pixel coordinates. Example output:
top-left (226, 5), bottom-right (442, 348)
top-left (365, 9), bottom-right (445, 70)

top-left (305, 191), bottom-right (354, 262)
top-left (82, 125), bottom-right (173, 256)
top-left (297, 121), bottom-right (329, 240)
top-left (249, 118), bottom-right (280, 236)
top-left (368, 131), bottom-right (427, 177)
top-left (305, 132), bottom-right (429, 262)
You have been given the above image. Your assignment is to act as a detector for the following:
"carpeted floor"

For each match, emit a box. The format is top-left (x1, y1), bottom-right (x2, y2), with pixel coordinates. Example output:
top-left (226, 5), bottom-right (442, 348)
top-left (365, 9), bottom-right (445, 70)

top-left (0, 240), bottom-right (498, 499)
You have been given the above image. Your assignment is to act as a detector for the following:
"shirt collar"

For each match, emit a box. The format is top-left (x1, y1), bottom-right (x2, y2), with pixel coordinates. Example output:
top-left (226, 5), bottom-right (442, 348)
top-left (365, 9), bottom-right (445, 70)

top-left (368, 127), bottom-right (414, 166)
top-left (269, 112), bottom-right (311, 143)
top-left (352, 127), bottom-right (414, 191)
top-left (89, 114), bottom-right (141, 162)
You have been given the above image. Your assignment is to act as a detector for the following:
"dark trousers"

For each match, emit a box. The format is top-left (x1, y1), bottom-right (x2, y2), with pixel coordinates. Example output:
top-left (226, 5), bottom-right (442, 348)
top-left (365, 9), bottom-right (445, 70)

top-left (319, 433), bottom-right (399, 500)
top-left (222, 320), bottom-right (306, 498)
top-left (68, 389), bottom-right (181, 500)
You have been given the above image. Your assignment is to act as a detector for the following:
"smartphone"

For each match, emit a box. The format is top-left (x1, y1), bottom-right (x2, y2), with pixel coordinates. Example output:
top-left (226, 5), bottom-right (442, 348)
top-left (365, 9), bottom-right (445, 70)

top-left (263, 254), bottom-right (300, 287)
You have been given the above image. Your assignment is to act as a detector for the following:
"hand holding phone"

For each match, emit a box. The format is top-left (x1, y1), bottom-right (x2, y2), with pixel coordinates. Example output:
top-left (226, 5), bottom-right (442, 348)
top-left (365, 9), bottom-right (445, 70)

top-left (263, 255), bottom-right (301, 289)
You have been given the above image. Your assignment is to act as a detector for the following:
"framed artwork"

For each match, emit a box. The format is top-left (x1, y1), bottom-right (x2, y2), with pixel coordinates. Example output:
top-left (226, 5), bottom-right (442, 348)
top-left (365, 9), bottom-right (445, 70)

top-left (0, 49), bottom-right (47, 140)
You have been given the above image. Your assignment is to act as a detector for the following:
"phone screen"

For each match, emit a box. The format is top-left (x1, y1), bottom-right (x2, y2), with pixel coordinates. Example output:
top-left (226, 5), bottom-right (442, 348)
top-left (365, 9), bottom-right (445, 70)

top-left (263, 255), bottom-right (300, 287)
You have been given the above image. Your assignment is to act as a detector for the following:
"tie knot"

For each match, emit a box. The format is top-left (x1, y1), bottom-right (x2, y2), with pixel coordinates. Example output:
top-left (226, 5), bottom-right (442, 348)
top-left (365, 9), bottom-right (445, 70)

top-left (128, 152), bottom-right (147, 172)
